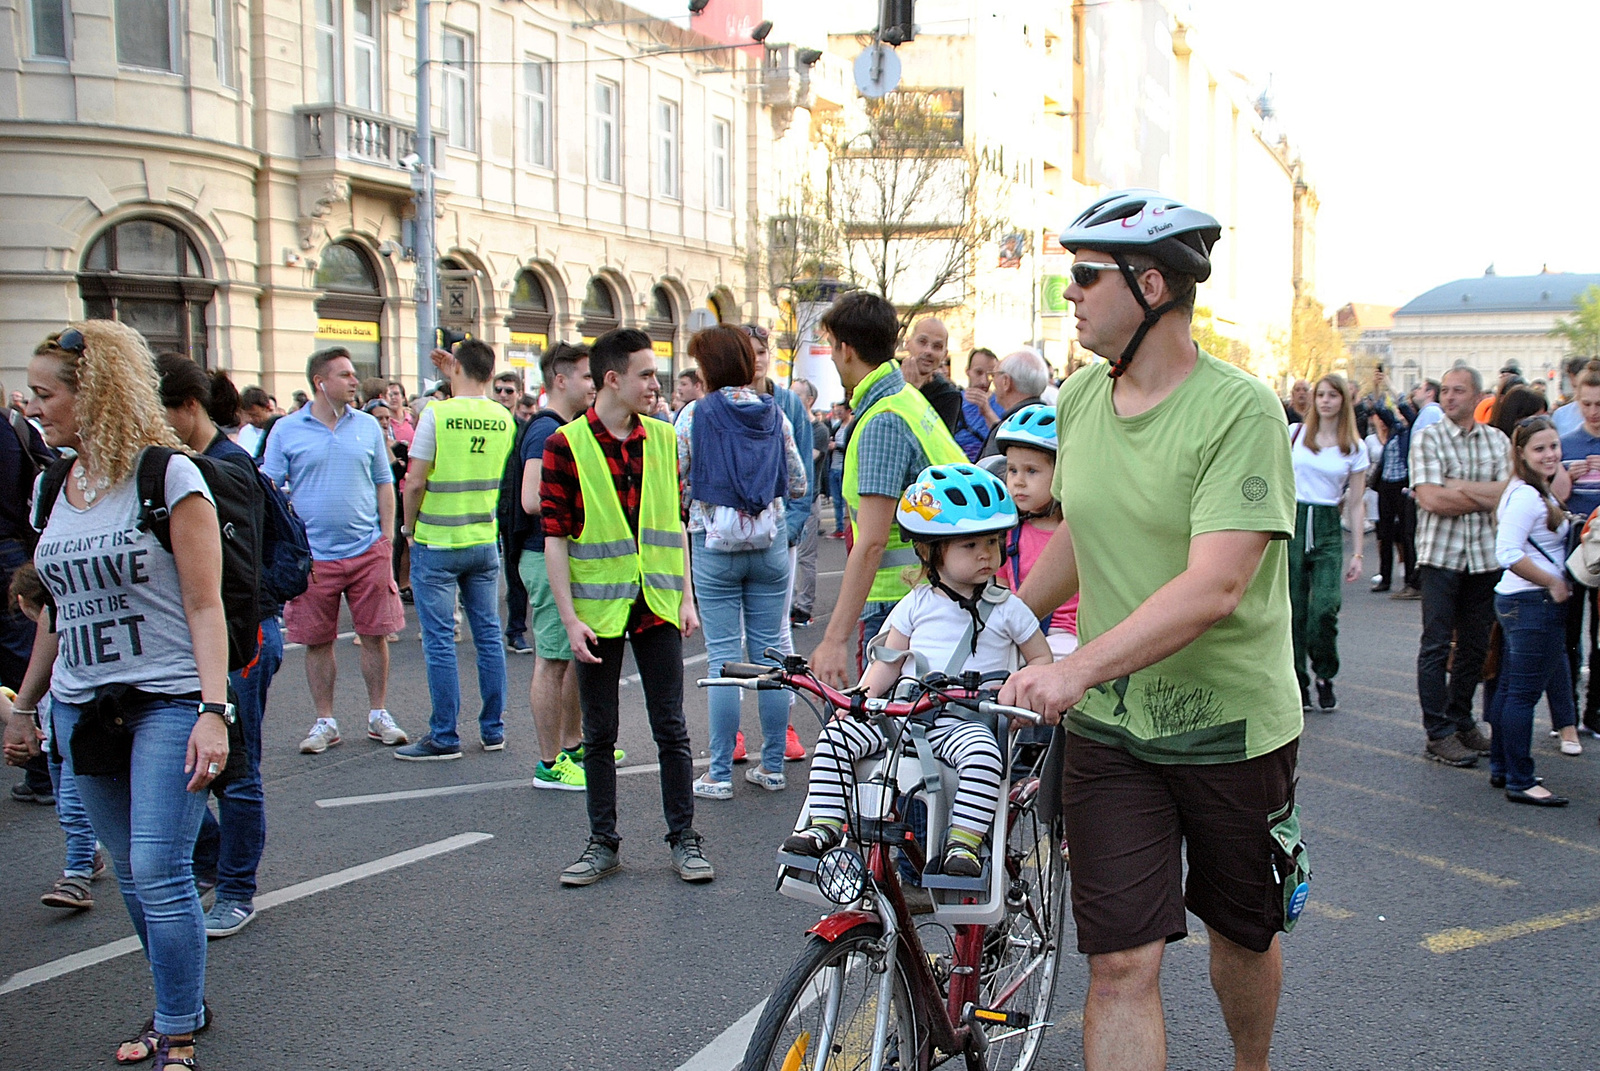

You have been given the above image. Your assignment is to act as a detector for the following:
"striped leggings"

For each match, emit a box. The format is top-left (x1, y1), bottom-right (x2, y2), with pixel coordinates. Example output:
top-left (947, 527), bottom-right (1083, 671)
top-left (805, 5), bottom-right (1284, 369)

top-left (804, 714), bottom-right (1005, 834)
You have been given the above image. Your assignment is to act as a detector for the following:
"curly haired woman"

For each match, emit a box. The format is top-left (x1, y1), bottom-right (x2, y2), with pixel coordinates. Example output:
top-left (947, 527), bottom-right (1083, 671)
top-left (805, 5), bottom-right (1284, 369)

top-left (2, 321), bottom-right (229, 1068)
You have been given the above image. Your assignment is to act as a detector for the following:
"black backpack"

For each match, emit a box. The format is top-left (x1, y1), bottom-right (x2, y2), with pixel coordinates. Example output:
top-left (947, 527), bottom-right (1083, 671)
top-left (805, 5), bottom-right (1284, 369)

top-left (36, 448), bottom-right (263, 673)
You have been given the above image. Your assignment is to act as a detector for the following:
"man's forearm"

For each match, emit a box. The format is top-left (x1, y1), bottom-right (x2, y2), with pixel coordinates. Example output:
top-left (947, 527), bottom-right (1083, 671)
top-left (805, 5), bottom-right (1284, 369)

top-left (1415, 485), bottom-right (1484, 517)
top-left (377, 480), bottom-right (397, 536)
top-left (1016, 523), bottom-right (1079, 619)
top-left (402, 459), bottom-right (428, 534)
top-left (1453, 479), bottom-right (1507, 511)
top-left (823, 539), bottom-right (886, 645)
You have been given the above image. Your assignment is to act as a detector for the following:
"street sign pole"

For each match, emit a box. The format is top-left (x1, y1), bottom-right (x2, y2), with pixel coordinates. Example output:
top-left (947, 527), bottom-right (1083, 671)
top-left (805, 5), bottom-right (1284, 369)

top-left (413, 0), bottom-right (437, 387)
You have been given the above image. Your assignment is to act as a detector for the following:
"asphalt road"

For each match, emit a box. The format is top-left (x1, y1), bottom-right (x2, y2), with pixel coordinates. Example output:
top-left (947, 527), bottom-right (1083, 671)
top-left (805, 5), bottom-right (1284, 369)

top-left (4, 531), bottom-right (1599, 1070)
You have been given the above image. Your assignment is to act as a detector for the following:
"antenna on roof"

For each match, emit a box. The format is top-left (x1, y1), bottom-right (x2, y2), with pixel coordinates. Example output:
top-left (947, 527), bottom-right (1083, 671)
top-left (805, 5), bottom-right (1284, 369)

top-left (1484, 263), bottom-right (1495, 276)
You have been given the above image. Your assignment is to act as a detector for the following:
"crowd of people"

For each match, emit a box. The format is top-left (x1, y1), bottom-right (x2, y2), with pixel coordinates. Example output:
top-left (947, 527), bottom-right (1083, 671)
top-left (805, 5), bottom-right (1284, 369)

top-left (4, 185), bottom-right (1594, 1071)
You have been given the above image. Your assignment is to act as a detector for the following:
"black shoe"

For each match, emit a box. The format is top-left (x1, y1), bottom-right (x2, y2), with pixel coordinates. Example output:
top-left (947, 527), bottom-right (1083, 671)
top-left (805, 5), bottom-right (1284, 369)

top-left (790, 612), bottom-right (813, 629)
top-left (1370, 581), bottom-right (1391, 593)
top-left (1506, 787), bottom-right (1569, 807)
top-left (1315, 678), bottom-right (1337, 713)
top-left (11, 783), bottom-right (55, 805)
top-left (1300, 687), bottom-right (1312, 713)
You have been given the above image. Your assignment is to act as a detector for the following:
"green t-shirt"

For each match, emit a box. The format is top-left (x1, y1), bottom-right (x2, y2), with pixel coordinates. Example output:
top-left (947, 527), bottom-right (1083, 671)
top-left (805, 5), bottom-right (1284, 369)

top-left (1052, 350), bottom-right (1301, 764)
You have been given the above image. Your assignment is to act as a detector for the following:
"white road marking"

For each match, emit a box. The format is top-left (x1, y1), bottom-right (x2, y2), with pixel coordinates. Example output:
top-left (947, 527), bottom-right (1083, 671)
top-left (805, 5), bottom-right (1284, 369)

top-left (314, 760), bottom-right (710, 808)
top-left (0, 832), bottom-right (493, 995)
top-left (675, 967), bottom-right (835, 1070)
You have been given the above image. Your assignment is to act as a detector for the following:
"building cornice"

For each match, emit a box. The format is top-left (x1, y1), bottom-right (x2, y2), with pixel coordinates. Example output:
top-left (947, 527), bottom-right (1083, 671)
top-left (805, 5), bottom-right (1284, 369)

top-left (0, 122), bottom-right (262, 171)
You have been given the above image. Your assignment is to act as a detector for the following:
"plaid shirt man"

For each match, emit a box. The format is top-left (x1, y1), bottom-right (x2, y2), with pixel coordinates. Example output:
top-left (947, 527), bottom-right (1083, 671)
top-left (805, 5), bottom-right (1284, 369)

top-left (848, 365), bottom-right (936, 502)
top-left (1409, 416), bottom-right (1510, 574)
top-left (540, 408), bottom-right (668, 631)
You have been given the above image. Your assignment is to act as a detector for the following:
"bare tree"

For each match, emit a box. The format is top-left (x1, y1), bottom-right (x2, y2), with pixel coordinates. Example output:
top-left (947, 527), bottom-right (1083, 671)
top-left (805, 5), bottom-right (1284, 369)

top-left (827, 90), bottom-right (1013, 333)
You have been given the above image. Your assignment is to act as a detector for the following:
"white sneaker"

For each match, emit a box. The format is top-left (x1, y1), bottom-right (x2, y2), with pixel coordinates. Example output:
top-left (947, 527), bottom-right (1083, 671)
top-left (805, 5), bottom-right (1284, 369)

top-left (744, 766), bottom-right (787, 791)
top-left (367, 711), bottom-right (409, 746)
top-left (299, 718), bottom-right (341, 754)
top-left (693, 775), bottom-right (733, 800)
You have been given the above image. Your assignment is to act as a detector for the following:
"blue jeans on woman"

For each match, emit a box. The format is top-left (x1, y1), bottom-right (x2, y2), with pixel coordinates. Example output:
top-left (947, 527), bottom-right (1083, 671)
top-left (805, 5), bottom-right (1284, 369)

top-left (54, 697), bottom-right (209, 1035)
top-left (829, 467), bottom-right (846, 535)
top-left (693, 533), bottom-right (791, 781)
top-left (194, 616), bottom-right (283, 902)
top-left (1487, 590), bottom-right (1575, 792)
top-left (410, 541), bottom-right (507, 749)
top-left (47, 747), bottom-right (99, 876)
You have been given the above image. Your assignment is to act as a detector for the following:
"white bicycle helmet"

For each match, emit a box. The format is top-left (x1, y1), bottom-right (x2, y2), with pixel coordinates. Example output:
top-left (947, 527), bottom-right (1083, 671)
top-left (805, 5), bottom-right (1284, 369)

top-left (992, 404), bottom-right (1058, 456)
top-left (1058, 189), bottom-right (1223, 379)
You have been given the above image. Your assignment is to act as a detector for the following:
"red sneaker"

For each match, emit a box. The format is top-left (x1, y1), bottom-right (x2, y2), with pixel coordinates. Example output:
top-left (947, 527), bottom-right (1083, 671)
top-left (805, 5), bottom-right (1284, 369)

top-left (732, 731), bottom-right (747, 763)
top-left (785, 725), bottom-right (807, 762)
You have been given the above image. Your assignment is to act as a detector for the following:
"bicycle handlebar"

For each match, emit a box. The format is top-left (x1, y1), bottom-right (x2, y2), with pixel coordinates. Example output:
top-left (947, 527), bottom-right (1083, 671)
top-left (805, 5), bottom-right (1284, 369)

top-left (697, 661), bottom-right (1049, 724)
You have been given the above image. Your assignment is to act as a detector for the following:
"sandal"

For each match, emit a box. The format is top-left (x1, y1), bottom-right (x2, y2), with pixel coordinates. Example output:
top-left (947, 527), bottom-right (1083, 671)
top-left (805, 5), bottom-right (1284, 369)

top-left (151, 1034), bottom-right (197, 1070)
top-left (116, 1003), bottom-right (210, 1064)
top-left (40, 874), bottom-right (94, 910)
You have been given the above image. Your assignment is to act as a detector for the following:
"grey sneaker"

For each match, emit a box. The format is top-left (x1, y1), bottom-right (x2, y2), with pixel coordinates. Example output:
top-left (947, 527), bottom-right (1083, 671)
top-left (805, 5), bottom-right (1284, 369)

top-left (1425, 735), bottom-right (1479, 767)
top-left (204, 899), bottom-right (257, 938)
top-left (298, 718), bottom-right (341, 754)
top-left (670, 829), bottom-right (715, 884)
top-left (1457, 725), bottom-right (1492, 754)
top-left (560, 841), bottom-right (621, 887)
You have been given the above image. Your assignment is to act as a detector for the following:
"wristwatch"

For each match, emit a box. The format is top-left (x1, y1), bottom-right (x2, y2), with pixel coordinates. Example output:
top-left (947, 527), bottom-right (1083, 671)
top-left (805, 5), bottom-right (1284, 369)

top-left (198, 701), bottom-right (237, 726)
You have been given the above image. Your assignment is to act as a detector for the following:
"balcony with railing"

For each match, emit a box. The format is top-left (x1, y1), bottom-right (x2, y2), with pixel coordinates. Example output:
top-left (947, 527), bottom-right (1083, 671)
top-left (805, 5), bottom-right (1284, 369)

top-left (293, 104), bottom-right (444, 185)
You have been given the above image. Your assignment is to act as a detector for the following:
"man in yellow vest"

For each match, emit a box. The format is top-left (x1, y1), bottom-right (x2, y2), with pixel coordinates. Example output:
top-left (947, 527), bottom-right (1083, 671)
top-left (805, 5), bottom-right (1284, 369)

top-left (395, 340), bottom-right (515, 760)
top-left (540, 328), bottom-right (712, 887)
top-left (808, 292), bottom-right (966, 688)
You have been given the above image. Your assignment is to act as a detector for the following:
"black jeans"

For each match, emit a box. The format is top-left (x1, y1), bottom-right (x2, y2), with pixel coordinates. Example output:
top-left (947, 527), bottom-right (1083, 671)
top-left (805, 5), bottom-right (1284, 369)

top-left (1564, 586), bottom-right (1600, 720)
top-left (502, 532), bottom-right (528, 641)
top-left (574, 623), bottom-right (695, 849)
top-left (1373, 479), bottom-right (1417, 590)
top-left (1417, 565), bottom-right (1499, 740)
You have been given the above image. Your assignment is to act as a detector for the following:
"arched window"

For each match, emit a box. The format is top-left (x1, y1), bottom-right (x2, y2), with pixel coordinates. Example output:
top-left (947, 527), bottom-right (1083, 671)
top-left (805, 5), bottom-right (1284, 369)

top-left (507, 268), bottom-right (554, 384)
top-left (79, 218), bottom-right (215, 365)
top-left (646, 284), bottom-right (678, 377)
top-left (313, 240), bottom-right (385, 380)
top-left (577, 276), bottom-right (620, 341)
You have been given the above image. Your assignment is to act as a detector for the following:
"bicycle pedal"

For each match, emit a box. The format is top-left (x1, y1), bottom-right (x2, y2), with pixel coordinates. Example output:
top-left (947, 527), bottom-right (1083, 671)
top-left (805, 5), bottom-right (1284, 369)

top-left (968, 1006), bottom-right (1030, 1029)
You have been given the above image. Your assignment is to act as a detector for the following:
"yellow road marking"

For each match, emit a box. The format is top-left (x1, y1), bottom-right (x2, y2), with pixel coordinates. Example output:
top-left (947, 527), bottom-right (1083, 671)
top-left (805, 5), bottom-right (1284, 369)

top-left (1365, 666), bottom-right (1414, 682)
top-left (1300, 770), bottom-right (1600, 858)
top-left (1315, 734), bottom-right (1430, 766)
top-left (1339, 680), bottom-right (1419, 703)
top-left (1303, 820), bottom-right (1518, 888)
top-left (1333, 706), bottom-right (1423, 732)
top-left (1304, 901), bottom-right (1355, 920)
top-left (1421, 902), bottom-right (1600, 953)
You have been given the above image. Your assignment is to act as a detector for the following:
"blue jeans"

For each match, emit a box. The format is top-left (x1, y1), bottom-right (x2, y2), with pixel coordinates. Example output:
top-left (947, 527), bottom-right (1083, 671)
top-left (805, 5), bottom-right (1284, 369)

top-left (693, 533), bottom-right (791, 781)
top-left (410, 541), bottom-right (506, 749)
top-left (194, 617), bottom-right (282, 901)
top-left (829, 468), bottom-right (846, 534)
top-left (1488, 590), bottom-right (1575, 791)
top-left (47, 726), bottom-right (99, 876)
top-left (55, 697), bottom-right (209, 1034)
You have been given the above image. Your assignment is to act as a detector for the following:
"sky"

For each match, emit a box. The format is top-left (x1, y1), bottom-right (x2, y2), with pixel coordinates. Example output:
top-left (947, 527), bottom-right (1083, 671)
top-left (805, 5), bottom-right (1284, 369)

top-left (1186, 0), bottom-right (1600, 308)
top-left (631, 0), bottom-right (1600, 310)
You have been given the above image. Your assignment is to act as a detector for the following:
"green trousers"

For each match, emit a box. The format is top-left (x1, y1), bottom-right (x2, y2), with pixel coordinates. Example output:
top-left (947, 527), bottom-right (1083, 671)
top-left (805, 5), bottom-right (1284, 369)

top-left (1289, 501), bottom-right (1345, 693)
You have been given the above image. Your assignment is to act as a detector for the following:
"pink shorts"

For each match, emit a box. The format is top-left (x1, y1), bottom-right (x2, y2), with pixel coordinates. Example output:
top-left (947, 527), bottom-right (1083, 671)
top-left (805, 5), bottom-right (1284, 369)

top-left (283, 537), bottom-right (406, 646)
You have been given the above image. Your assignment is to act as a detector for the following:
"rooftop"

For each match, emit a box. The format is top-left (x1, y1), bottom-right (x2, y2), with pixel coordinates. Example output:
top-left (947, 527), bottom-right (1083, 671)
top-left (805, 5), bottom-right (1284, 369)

top-left (1396, 272), bottom-right (1600, 317)
top-left (1335, 302), bottom-right (1397, 329)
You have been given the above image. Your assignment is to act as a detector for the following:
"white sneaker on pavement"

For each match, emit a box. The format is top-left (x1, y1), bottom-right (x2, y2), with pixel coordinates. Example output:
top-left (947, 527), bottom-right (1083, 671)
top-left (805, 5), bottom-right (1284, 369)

top-left (368, 710), bottom-right (409, 745)
top-left (299, 718), bottom-right (341, 754)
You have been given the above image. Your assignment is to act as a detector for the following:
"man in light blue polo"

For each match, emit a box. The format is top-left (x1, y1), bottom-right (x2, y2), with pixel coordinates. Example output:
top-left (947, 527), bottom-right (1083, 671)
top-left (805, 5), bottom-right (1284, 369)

top-left (263, 347), bottom-right (410, 755)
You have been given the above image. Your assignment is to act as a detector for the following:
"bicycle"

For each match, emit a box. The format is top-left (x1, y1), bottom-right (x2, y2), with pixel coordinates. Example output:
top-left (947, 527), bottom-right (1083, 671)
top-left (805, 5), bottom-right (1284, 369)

top-left (698, 651), bottom-right (1069, 1070)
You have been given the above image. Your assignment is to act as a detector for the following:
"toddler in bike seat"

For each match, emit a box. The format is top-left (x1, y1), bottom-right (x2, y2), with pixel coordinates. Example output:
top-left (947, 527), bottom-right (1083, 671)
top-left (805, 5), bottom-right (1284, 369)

top-left (784, 464), bottom-right (1053, 877)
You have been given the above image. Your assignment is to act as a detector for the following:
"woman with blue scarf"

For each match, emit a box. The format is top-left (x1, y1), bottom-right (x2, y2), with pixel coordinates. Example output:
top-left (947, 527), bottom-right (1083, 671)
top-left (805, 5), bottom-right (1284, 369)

top-left (677, 326), bottom-right (808, 799)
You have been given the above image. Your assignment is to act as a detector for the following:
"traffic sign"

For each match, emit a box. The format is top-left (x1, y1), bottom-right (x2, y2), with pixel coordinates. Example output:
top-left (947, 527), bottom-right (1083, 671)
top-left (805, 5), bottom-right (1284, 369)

top-left (853, 44), bottom-right (901, 99)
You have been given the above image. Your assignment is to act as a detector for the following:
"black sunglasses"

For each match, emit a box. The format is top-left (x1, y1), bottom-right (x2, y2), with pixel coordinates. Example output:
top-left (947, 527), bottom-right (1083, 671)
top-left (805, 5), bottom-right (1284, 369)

top-left (1069, 262), bottom-right (1122, 288)
top-left (493, 385), bottom-right (518, 394)
top-left (1516, 415), bottom-right (1553, 429)
top-left (55, 327), bottom-right (86, 352)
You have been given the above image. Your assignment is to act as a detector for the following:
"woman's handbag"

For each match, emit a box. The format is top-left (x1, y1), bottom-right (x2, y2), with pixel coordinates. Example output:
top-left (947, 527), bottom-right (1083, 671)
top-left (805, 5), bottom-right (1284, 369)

top-left (70, 685), bottom-right (137, 776)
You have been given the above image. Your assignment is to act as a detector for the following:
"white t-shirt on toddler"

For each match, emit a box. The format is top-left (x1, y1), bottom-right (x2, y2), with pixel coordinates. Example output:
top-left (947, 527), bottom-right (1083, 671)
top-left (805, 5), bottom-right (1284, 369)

top-left (884, 584), bottom-right (1043, 677)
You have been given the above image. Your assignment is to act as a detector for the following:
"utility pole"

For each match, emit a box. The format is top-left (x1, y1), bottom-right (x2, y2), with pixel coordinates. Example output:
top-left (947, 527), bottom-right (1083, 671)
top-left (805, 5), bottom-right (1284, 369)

top-left (412, 0), bottom-right (437, 385)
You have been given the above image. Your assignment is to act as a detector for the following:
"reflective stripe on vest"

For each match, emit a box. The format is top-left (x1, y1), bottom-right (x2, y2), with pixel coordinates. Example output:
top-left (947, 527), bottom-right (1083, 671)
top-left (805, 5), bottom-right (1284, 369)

top-left (842, 362), bottom-right (966, 604)
top-left (413, 396), bottom-right (515, 548)
top-left (564, 416), bottom-right (685, 636)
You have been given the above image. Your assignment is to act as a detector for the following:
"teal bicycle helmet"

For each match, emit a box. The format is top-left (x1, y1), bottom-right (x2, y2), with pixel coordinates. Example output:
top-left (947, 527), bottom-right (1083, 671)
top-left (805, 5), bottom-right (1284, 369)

top-left (992, 403), bottom-right (1058, 456)
top-left (897, 463), bottom-right (1018, 541)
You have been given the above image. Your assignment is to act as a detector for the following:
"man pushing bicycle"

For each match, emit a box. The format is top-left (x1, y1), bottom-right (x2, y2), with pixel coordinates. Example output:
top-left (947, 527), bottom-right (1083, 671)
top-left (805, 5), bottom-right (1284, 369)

top-left (1000, 190), bottom-right (1307, 1071)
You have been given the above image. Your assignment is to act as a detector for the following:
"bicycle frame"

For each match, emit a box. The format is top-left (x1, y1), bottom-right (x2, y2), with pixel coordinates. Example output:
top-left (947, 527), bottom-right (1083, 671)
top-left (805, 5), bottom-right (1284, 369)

top-left (700, 656), bottom-right (1051, 1069)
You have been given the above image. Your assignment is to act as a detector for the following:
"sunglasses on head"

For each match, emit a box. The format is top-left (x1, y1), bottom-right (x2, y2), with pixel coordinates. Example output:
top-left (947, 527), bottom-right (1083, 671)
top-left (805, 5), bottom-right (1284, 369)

top-left (55, 327), bottom-right (86, 352)
top-left (743, 324), bottom-right (770, 342)
top-left (1517, 415), bottom-right (1552, 429)
top-left (1069, 262), bottom-right (1122, 288)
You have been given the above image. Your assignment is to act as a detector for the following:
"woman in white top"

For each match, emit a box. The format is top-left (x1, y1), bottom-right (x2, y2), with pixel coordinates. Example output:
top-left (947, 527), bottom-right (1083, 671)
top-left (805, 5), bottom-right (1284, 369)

top-left (1288, 374), bottom-right (1368, 714)
top-left (1486, 416), bottom-right (1573, 806)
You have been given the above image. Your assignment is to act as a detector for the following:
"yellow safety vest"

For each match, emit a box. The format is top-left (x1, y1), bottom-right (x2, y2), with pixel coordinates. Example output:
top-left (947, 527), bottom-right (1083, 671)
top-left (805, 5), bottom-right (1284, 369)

top-left (842, 361), bottom-right (966, 604)
top-left (413, 396), bottom-right (515, 548)
top-left (563, 415), bottom-right (685, 637)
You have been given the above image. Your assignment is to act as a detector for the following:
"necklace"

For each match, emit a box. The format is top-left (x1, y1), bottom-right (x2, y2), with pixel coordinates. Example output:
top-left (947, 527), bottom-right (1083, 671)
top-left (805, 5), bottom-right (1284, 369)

top-left (73, 461), bottom-right (110, 504)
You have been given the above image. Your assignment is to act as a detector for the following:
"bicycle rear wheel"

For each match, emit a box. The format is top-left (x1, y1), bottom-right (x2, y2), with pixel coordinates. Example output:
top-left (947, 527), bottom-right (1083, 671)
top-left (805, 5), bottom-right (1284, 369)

top-left (742, 925), bottom-right (924, 1071)
top-left (975, 779), bottom-right (1069, 1070)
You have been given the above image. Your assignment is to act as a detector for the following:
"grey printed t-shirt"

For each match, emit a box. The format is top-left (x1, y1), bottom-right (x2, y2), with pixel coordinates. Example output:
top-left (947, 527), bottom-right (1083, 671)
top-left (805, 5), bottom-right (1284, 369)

top-left (33, 455), bottom-right (215, 704)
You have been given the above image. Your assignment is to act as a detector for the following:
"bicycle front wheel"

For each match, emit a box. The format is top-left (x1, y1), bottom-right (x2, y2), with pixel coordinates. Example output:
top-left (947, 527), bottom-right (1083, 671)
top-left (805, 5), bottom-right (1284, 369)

top-left (976, 782), bottom-right (1069, 1071)
top-left (742, 925), bottom-right (923, 1071)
